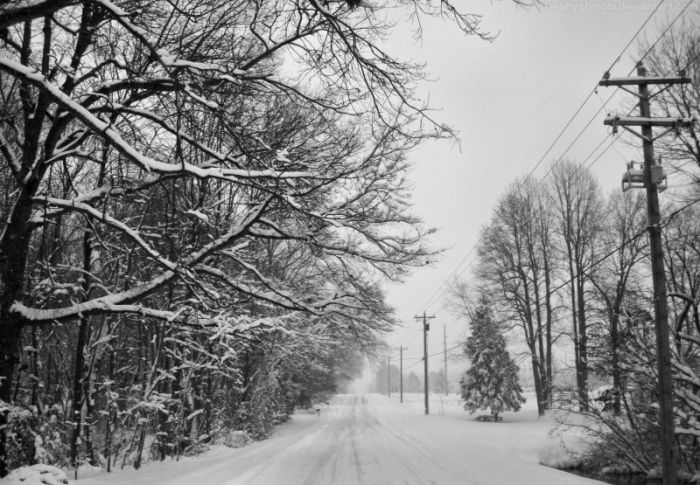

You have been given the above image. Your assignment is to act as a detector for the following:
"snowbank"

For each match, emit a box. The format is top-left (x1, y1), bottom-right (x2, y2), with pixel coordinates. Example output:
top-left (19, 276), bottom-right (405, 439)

top-left (3, 464), bottom-right (68, 485)
top-left (1, 393), bottom-right (605, 485)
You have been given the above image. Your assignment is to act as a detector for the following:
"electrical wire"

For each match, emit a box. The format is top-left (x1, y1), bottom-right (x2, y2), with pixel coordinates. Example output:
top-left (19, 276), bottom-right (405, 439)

top-left (412, 1), bottom-right (675, 318)
top-left (541, 0), bottom-right (695, 185)
top-left (406, 0), bottom-right (697, 351)
top-left (403, 196), bottom-right (700, 371)
top-left (497, 195), bottom-right (700, 336)
top-left (523, 0), bottom-right (669, 181)
top-left (403, 342), bottom-right (464, 370)
top-left (415, 121), bottom-right (617, 316)
top-left (638, 0), bottom-right (697, 64)
top-left (539, 91), bottom-right (618, 181)
top-left (415, 245), bottom-right (476, 315)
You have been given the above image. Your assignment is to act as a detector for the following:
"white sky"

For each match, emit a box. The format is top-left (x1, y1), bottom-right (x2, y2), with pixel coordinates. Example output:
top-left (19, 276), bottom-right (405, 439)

top-left (380, 1), bottom-right (698, 369)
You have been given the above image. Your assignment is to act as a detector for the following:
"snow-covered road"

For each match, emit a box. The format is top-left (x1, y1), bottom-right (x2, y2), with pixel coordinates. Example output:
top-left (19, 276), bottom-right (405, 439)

top-left (231, 394), bottom-right (478, 484)
top-left (77, 394), bottom-right (605, 485)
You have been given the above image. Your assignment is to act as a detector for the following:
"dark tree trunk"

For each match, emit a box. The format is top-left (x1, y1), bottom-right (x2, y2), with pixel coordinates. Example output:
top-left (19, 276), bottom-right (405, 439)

top-left (543, 256), bottom-right (554, 409)
top-left (609, 310), bottom-right (622, 415)
top-left (530, 352), bottom-right (545, 417)
top-left (104, 347), bottom-right (115, 473)
top-left (576, 276), bottom-right (589, 411)
top-left (70, 229), bottom-right (93, 476)
top-left (0, 187), bottom-right (39, 476)
top-left (133, 424), bottom-right (146, 470)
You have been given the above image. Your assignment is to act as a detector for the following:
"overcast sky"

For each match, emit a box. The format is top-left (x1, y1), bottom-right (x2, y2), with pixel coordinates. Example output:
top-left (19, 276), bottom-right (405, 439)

top-left (379, 0), bottom-right (697, 371)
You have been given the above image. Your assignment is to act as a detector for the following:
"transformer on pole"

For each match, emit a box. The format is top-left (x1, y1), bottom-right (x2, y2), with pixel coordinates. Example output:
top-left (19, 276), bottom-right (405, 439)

top-left (600, 63), bottom-right (694, 485)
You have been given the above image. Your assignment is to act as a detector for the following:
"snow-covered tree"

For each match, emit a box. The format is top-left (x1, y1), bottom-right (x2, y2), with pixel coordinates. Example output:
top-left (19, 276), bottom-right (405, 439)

top-left (460, 296), bottom-right (524, 421)
top-left (476, 178), bottom-right (555, 416)
top-left (0, 0), bottom-right (509, 475)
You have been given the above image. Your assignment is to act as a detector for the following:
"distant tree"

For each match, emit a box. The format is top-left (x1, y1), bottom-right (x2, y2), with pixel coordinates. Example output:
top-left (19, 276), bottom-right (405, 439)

top-left (374, 360), bottom-right (401, 395)
top-left (429, 368), bottom-right (447, 394)
top-left (460, 296), bottom-right (525, 421)
top-left (447, 279), bottom-right (475, 322)
top-left (406, 371), bottom-right (422, 393)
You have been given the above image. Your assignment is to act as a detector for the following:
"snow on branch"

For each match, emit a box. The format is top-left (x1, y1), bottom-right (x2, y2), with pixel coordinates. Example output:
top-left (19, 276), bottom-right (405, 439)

top-left (675, 427), bottom-right (700, 438)
top-left (30, 186), bottom-right (133, 225)
top-left (0, 131), bottom-right (22, 183)
top-left (102, 104), bottom-right (323, 181)
top-left (181, 196), bottom-right (272, 266)
top-left (196, 264), bottom-right (315, 314)
top-left (0, 0), bottom-right (79, 29)
top-left (13, 199), bottom-right (271, 325)
top-left (10, 271), bottom-right (177, 323)
top-left (34, 195), bottom-right (178, 271)
top-left (0, 58), bottom-right (311, 183)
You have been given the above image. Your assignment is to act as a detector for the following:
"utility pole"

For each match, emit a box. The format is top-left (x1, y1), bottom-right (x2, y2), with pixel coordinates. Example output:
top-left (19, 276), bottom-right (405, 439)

top-left (415, 311), bottom-right (436, 415)
top-left (600, 62), bottom-right (693, 485)
top-left (443, 324), bottom-right (448, 396)
top-left (399, 346), bottom-right (405, 403)
top-left (387, 355), bottom-right (391, 398)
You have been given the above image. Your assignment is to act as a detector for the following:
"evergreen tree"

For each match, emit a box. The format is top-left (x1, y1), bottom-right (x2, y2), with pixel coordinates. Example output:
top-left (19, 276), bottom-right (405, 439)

top-left (460, 296), bottom-right (525, 421)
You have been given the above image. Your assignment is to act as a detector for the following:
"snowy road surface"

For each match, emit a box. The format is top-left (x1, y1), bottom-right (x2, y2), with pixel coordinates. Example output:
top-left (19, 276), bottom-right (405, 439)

top-left (77, 394), bottom-right (605, 485)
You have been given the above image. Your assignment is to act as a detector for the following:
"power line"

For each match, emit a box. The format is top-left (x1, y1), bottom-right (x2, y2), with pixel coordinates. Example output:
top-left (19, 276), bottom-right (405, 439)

top-left (524, 90), bottom-right (600, 180)
top-left (515, 196), bottom-right (700, 325)
top-left (582, 134), bottom-right (620, 172)
top-left (411, 1), bottom-right (676, 317)
top-left (409, 198), bottom-right (700, 376)
top-left (569, 1), bottom-right (698, 189)
top-left (639, 0), bottom-right (696, 64)
top-left (409, 0), bottom-right (694, 338)
top-left (422, 255), bottom-right (478, 314)
top-left (540, 90), bottom-right (619, 181)
top-left (404, 342), bottom-right (464, 370)
top-left (416, 245), bottom-right (476, 315)
top-left (405, 174), bottom-right (700, 375)
top-left (539, 0), bottom-right (695, 184)
top-left (477, 0), bottom-right (698, 279)
top-left (524, 0), bottom-right (669, 181)
top-left (393, 181), bottom-right (692, 399)
top-left (404, 193), bottom-right (698, 371)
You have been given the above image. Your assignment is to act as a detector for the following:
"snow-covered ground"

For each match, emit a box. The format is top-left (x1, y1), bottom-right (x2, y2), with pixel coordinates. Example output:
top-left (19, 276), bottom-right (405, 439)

top-left (4, 392), bottom-right (604, 485)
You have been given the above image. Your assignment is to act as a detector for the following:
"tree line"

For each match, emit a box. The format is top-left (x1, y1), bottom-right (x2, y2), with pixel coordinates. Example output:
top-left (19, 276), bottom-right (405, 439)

top-left (0, 0), bottom-right (496, 477)
top-left (452, 26), bottom-right (700, 474)
top-left (373, 361), bottom-right (448, 395)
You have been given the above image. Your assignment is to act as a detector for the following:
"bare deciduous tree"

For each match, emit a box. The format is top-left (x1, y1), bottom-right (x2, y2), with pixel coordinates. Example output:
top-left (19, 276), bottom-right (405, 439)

top-left (549, 160), bottom-right (603, 410)
top-left (476, 177), bottom-right (556, 416)
top-left (588, 190), bottom-right (647, 415)
top-left (0, 0), bottom-right (506, 474)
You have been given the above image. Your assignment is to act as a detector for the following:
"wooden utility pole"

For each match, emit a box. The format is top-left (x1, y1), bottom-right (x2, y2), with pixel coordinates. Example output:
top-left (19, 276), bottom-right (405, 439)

top-left (399, 346), bottom-right (405, 403)
top-left (387, 355), bottom-right (391, 398)
top-left (443, 324), bottom-right (448, 396)
top-left (600, 62), bottom-right (693, 485)
top-left (415, 312), bottom-right (435, 415)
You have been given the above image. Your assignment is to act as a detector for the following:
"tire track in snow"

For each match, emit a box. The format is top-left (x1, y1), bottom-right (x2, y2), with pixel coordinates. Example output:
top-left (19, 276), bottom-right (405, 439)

top-left (301, 395), bottom-right (354, 485)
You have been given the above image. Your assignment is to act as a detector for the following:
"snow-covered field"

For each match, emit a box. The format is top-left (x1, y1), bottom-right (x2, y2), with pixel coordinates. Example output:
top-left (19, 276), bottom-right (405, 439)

top-left (3, 392), bottom-right (604, 485)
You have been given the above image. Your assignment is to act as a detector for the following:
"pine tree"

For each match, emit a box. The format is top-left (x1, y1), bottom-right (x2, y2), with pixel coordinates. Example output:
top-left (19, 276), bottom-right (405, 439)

top-left (460, 296), bottom-right (525, 421)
